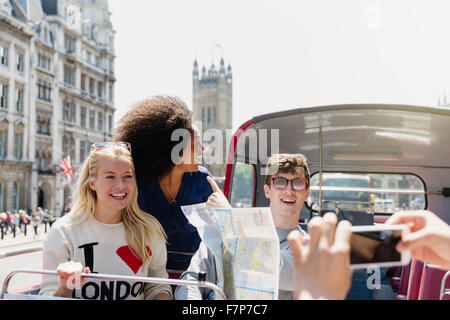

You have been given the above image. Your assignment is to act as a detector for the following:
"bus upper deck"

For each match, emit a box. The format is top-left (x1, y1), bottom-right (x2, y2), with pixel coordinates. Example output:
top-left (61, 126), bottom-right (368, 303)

top-left (2, 103), bottom-right (450, 300)
top-left (224, 103), bottom-right (450, 225)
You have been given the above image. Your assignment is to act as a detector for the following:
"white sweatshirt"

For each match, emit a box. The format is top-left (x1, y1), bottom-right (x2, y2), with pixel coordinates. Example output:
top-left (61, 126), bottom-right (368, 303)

top-left (39, 213), bottom-right (172, 300)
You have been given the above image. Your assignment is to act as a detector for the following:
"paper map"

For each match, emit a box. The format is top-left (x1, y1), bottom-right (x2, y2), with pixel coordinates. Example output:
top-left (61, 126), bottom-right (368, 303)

top-left (181, 204), bottom-right (280, 300)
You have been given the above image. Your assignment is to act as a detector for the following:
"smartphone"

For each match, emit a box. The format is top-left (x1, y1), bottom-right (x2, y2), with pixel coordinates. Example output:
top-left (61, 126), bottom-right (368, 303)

top-left (350, 224), bottom-right (410, 269)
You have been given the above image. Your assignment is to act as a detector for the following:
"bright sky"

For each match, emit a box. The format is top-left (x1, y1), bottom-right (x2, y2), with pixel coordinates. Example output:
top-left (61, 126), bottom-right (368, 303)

top-left (108, 0), bottom-right (450, 132)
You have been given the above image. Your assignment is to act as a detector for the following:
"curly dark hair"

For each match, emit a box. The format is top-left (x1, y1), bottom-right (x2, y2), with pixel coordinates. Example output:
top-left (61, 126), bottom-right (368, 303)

top-left (113, 95), bottom-right (193, 180)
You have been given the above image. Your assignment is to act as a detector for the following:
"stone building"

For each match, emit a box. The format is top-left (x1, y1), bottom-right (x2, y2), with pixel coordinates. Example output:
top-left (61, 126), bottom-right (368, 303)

top-left (0, 0), bottom-right (115, 215)
top-left (192, 58), bottom-right (232, 178)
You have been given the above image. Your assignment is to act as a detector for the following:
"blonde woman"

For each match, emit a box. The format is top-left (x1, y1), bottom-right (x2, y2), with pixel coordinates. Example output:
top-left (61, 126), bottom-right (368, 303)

top-left (39, 142), bottom-right (172, 300)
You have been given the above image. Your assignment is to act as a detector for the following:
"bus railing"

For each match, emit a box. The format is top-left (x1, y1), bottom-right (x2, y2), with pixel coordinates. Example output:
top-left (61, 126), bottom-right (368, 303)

top-left (0, 268), bottom-right (226, 300)
top-left (0, 246), bottom-right (43, 259)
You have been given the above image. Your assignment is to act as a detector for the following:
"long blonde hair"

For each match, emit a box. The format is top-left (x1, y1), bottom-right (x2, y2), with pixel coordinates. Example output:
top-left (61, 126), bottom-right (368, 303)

top-left (69, 144), bottom-right (166, 263)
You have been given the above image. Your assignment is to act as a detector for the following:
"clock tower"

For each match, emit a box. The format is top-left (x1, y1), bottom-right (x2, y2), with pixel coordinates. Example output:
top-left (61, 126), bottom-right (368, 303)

top-left (193, 58), bottom-right (233, 178)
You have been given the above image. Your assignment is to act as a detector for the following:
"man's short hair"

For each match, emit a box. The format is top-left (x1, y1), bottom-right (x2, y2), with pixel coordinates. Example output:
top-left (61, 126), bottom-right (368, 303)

top-left (264, 153), bottom-right (310, 187)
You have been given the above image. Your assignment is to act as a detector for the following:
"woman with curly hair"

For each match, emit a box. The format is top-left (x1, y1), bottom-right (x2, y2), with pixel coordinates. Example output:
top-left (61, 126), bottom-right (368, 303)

top-left (114, 95), bottom-right (215, 275)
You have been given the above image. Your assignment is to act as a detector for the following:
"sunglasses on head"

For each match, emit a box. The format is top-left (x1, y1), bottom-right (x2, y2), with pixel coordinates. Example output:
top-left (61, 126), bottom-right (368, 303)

top-left (271, 176), bottom-right (308, 191)
top-left (90, 142), bottom-right (131, 152)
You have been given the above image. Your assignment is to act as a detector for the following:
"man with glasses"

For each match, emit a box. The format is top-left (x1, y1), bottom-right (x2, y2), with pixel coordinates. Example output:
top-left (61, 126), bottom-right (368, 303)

top-left (261, 153), bottom-right (311, 299)
top-left (263, 153), bottom-right (311, 231)
top-left (175, 153), bottom-right (310, 300)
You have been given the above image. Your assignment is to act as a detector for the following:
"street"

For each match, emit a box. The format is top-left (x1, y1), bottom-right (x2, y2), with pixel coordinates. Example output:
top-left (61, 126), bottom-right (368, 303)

top-left (0, 224), bottom-right (47, 294)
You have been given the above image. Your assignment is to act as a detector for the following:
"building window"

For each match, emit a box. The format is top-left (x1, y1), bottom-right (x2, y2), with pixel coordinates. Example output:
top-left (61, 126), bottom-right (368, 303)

top-left (89, 77), bottom-right (94, 95)
top-left (64, 102), bottom-right (70, 122)
top-left (108, 114), bottom-right (113, 133)
top-left (38, 53), bottom-right (51, 71)
top-left (16, 88), bottom-right (23, 112)
top-left (12, 182), bottom-right (19, 210)
top-left (0, 182), bottom-right (3, 211)
top-left (0, 129), bottom-right (6, 158)
top-left (79, 140), bottom-right (86, 163)
top-left (109, 82), bottom-right (113, 101)
top-left (89, 109), bottom-right (95, 130)
top-left (64, 34), bottom-right (76, 54)
top-left (16, 53), bottom-right (24, 72)
top-left (63, 136), bottom-right (75, 161)
top-left (97, 81), bottom-right (103, 98)
top-left (213, 107), bottom-right (217, 124)
top-left (202, 108), bottom-right (206, 123)
top-left (86, 51), bottom-right (91, 64)
top-left (80, 106), bottom-right (86, 127)
top-left (37, 80), bottom-right (51, 102)
top-left (0, 44), bottom-right (7, 66)
top-left (64, 102), bottom-right (76, 123)
top-left (40, 81), bottom-right (51, 102)
top-left (98, 112), bottom-right (103, 132)
top-left (37, 117), bottom-right (51, 136)
top-left (207, 107), bottom-right (211, 124)
top-left (14, 132), bottom-right (22, 160)
top-left (81, 74), bottom-right (86, 91)
top-left (71, 103), bottom-right (76, 123)
top-left (63, 64), bottom-right (75, 86)
top-left (0, 84), bottom-right (7, 108)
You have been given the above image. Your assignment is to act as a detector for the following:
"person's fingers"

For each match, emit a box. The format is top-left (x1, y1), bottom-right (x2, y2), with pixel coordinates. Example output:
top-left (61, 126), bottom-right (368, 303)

top-left (332, 220), bottom-right (352, 254)
top-left (81, 267), bottom-right (91, 285)
top-left (207, 176), bottom-right (221, 193)
top-left (307, 217), bottom-right (323, 250)
top-left (287, 230), bottom-right (305, 267)
top-left (396, 229), bottom-right (434, 252)
top-left (385, 211), bottom-right (426, 230)
top-left (320, 212), bottom-right (338, 248)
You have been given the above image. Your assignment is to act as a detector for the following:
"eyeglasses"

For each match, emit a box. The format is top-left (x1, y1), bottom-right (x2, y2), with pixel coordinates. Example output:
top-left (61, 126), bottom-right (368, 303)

top-left (271, 176), bottom-right (308, 191)
top-left (90, 142), bottom-right (131, 152)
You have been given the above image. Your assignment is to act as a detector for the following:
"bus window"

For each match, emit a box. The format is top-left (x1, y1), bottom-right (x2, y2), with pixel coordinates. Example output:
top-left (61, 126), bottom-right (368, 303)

top-left (229, 162), bottom-right (254, 208)
top-left (307, 172), bottom-right (426, 214)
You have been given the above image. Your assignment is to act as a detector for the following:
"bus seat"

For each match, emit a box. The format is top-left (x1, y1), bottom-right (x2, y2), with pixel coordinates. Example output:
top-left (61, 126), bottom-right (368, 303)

top-left (320, 210), bottom-right (374, 226)
top-left (395, 261), bottom-right (412, 300)
top-left (167, 270), bottom-right (183, 294)
top-left (374, 216), bottom-right (389, 224)
top-left (343, 210), bottom-right (374, 226)
top-left (406, 260), bottom-right (424, 300)
top-left (389, 266), bottom-right (403, 292)
top-left (418, 264), bottom-right (448, 300)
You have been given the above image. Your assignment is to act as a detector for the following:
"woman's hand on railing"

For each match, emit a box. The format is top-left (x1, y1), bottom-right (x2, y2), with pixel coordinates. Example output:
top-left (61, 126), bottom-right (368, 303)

top-left (53, 262), bottom-right (90, 298)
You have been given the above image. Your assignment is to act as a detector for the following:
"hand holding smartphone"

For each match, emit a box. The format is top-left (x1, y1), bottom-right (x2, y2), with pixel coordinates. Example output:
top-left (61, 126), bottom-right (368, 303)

top-left (350, 224), bottom-right (411, 269)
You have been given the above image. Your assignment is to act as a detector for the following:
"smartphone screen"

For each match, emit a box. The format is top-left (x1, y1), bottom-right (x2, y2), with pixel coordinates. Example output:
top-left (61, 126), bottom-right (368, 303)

top-left (350, 228), bottom-right (402, 266)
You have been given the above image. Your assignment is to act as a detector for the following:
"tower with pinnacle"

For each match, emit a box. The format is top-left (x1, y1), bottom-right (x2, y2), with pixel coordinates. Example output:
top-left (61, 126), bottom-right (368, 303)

top-left (193, 58), bottom-right (232, 178)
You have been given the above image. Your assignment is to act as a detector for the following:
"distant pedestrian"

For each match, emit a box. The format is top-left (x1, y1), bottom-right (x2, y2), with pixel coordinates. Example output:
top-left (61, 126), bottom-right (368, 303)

top-left (37, 207), bottom-right (44, 224)
top-left (31, 212), bottom-right (40, 239)
top-left (18, 210), bottom-right (28, 234)
top-left (5, 211), bottom-right (11, 234)
top-left (10, 211), bottom-right (19, 237)
top-left (48, 211), bottom-right (56, 228)
top-left (0, 211), bottom-right (7, 238)
top-left (42, 209), bottom-right (49, 233)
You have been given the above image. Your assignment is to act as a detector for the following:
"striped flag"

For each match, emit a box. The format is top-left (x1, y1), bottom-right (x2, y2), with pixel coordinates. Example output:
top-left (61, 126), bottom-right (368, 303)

top-left (60, 155), bottom-right (73, 184)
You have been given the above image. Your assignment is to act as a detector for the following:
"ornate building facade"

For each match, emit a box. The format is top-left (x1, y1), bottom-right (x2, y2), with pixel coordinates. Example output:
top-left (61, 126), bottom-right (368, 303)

top-left (192, 58), bottom-right (232, 178)
top-left (0, 0), bottom-right (115, 215)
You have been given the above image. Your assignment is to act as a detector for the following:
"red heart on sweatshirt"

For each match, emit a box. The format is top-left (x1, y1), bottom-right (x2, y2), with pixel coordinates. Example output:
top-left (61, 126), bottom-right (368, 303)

top-left (116, 246), bottom-right (152, 274)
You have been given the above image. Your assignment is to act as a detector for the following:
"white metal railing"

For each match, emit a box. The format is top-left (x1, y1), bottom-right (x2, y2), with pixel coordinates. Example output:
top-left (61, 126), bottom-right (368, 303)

top-left (0, 269), bottom-right (226, 300)
top-left (0, 246), bottom-right (225, 300)
top-left (440, 270), bottom-right (450, 300)
top-left (0, 246), bottom-right (43, 260)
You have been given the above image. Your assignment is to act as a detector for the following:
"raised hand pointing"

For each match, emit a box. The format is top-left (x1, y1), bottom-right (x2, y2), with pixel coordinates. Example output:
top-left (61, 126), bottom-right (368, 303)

top-left (206, 176), bottom-right (232, 210)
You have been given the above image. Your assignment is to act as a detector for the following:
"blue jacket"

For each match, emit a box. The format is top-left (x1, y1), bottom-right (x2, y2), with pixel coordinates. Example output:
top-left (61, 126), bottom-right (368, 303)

top-left (137, 166), bottom-right (213, 271)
